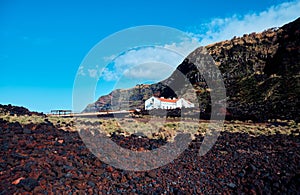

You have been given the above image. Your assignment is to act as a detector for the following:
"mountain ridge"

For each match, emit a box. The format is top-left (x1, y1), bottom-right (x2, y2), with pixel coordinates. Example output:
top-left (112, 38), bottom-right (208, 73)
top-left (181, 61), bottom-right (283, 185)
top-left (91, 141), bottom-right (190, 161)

top-left (84, 18), bottom-right (300, 122)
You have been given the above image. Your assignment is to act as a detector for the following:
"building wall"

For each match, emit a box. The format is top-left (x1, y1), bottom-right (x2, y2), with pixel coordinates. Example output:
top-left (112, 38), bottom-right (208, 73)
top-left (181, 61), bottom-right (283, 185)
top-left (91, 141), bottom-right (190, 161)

top-left (160, 101), bottom-right (176, 109)
top-left (145, 97), bottom-right (161, 110)
top-left (178, 98), bottom-right (195, 108)
top-left (145, 96), bottom-right (195, 110)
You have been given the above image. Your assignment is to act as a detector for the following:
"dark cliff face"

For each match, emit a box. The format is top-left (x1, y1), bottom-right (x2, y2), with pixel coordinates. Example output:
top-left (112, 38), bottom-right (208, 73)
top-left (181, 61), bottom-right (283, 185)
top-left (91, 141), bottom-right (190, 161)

top-left (84, 17), bottom-right (300, 121)
top-left (183, 17), bottom-right (300, 121)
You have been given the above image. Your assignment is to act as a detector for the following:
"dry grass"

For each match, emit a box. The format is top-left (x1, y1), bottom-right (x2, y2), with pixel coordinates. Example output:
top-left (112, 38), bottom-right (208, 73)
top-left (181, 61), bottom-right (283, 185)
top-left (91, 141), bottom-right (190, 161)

top-left (74, 117), bottom-right (299, 141)
top-left (1, 112), bottom-right (298, 140)
top-left (0, 113), bottom-right (75, 130)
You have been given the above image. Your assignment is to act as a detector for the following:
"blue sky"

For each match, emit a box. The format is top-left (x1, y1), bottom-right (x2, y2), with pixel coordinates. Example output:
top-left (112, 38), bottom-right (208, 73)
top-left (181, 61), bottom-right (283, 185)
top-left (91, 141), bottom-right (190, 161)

top-left (0, 0), bottom-right (299, 113)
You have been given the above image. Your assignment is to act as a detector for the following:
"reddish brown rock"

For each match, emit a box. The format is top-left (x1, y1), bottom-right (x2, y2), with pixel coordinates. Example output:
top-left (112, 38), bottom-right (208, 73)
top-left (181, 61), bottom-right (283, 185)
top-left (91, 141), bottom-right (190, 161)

top-left (106, 166), bottom-right (114, 172)
top-left (12, 177), bottom-right (25, 185)
top-left (0, 109), bottom-right (299, 194)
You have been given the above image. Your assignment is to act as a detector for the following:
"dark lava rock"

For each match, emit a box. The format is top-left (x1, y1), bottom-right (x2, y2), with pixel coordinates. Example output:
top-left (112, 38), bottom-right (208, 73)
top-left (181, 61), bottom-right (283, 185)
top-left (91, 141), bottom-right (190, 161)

top-left (23, 128), bottom-right (32, 134)
top-left (0, 190), bottom-right (8, 195)
top-left (88, 181), bottom-right (95, 187)
top-left (227, 183), bottom-right (237, 189)
top-left (0, 104), bottom-right (44, 116)
top-left (17, 178), bottom-right (38, 191)
top-left (11, 153), bottom-right (28, 160)
top-left (0, 106), bottom-right (299, 194)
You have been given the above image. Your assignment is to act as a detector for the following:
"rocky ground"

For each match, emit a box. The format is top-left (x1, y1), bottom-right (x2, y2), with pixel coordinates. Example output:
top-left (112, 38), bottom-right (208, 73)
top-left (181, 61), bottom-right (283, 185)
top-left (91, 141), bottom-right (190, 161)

top-left (0, 117), bottom-right (299, 194)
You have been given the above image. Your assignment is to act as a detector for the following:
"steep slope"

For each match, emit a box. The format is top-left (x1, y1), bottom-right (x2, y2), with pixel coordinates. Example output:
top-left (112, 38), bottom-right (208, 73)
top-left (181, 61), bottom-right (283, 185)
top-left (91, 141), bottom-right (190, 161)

top-left (206, 17), bottom-right (300, 121)
top-left (84, 18), bottom-right (300, 121)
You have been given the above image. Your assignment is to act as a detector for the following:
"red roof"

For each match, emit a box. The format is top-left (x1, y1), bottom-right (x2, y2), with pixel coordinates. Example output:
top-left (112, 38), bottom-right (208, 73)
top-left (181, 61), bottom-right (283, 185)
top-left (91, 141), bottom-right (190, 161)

top-left (158, 98), bottom-right (178, 103)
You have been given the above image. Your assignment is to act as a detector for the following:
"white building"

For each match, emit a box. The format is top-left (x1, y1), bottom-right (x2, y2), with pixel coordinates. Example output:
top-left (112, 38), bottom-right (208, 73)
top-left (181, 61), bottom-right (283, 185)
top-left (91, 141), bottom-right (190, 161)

top-left (145, 96), bottom-right (194, 110)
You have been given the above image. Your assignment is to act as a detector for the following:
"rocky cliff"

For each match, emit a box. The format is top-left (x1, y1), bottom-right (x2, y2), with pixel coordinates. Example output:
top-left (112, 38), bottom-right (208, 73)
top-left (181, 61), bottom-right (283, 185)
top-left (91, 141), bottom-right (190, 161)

top-left (84, 18), bottom-right (300, 122)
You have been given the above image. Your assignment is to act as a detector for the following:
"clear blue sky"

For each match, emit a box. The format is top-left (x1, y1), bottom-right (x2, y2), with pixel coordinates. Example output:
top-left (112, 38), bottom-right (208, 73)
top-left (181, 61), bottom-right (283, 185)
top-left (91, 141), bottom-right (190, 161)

top-left (0, 0), bottom-right (299, 113)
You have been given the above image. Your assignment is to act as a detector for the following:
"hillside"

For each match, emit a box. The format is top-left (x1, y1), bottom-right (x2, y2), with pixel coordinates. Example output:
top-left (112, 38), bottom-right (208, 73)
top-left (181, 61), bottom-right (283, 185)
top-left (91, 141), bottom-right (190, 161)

top-left (0, 104), bottom-right (44, 116)
top-left (84, 18), bottom-right (300, 122)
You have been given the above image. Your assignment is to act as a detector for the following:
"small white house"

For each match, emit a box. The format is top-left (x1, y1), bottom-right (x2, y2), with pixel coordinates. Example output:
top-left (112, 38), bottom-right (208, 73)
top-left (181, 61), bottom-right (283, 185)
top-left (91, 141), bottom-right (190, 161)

top-left (145, 96), bottom-right (194, 110)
